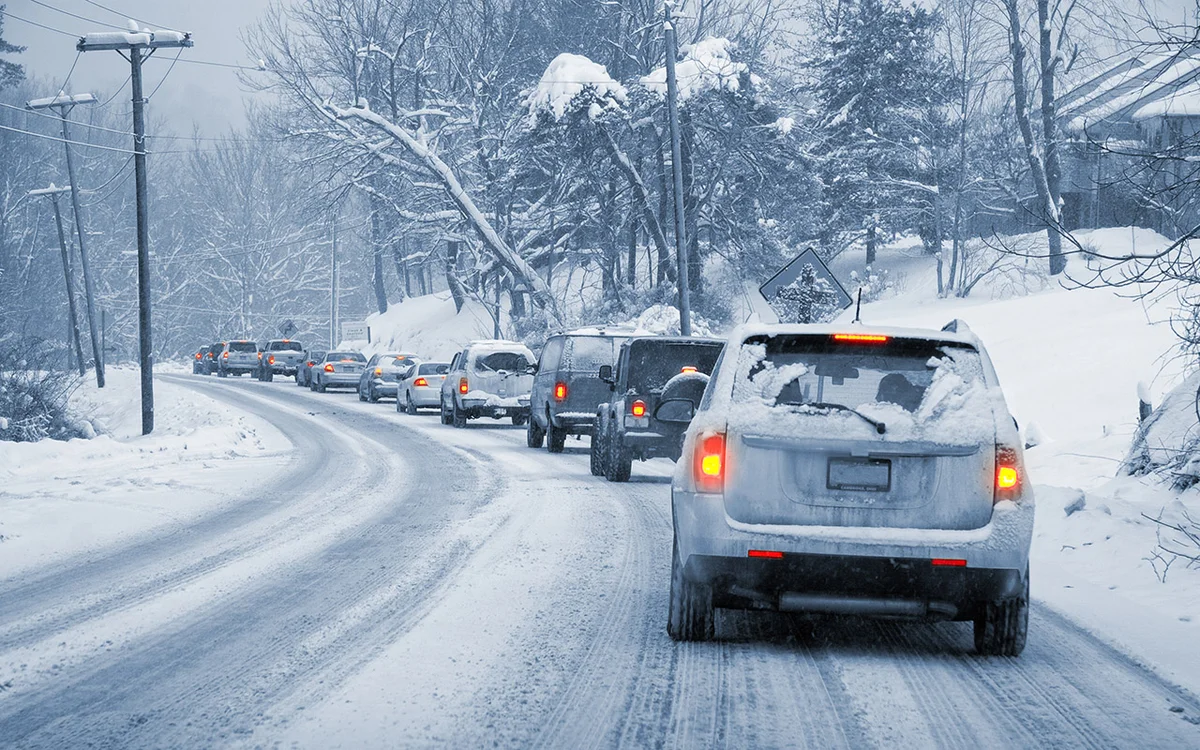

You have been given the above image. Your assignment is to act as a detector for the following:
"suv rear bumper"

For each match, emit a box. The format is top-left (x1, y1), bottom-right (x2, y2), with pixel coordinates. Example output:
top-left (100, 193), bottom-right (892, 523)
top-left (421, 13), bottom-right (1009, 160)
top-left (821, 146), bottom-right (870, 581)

top-left (552, 411), bottom-right (597, 433)
top-left (673, 490), bottom-right (1033, 612)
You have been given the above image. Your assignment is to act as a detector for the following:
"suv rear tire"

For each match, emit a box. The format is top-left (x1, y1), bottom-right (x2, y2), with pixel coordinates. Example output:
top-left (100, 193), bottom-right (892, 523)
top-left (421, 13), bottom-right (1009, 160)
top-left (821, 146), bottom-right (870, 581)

top-left (452, 401), bottom-right (467, 428)
top-left (590, 416), bottom-right (606, 476)
top-left (667, 536), bottom-right (714, 641)
top-left (547, 422), bottom-right (567, 453)
top-left (512, 413), bottom-right (528, 427)
top-left (605, 430), bottom-right (632, 482)
top-left (527, 417), bottom-right (545, 448)
top-left (974, 573), bottom-right (1029, 656)
top-left (440, 399), bottom-right (453, 425)
top-left (264, 369), bottom-right (273, 382)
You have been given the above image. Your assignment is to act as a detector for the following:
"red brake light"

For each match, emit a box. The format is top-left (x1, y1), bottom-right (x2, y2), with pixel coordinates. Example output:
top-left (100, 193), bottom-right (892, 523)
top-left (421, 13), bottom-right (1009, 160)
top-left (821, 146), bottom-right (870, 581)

top-left (631, 400), bottom-right (646, 418)
top-left (257, 352), bottom-right (263, 360)
top-left (223, 351), bottom-right (229, 359)
top-left (374, 367), bottom-right (383, 376)
top-left (932, 558), bottom-right (967, 567)
top-left (748, 549), bottom-right (783, 559)
top-left (459, 377), bottom-right (469, 394)
top-left (832, 333), bottom-right (889, 344)
top-left (554, 382), bottom-right (568, 402)
top-left (413, 377), bottom-right (428, 387)
top-left (995, 445), bottom-right (1021, 501)
top-left (324, 363), bottom-right (335, 372)
top-left (694, 432), bottom-right (726, 493)
top-left (681, 366), bottom-right (698, 373)
top-left (195, 353), bottom-right (201, 360)
top-left (267, 355), bottom-right (275, 365)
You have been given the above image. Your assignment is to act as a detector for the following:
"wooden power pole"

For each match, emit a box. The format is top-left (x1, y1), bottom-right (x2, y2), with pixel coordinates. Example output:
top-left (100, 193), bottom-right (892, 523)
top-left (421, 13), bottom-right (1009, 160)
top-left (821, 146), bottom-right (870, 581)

top-left (662, 1), bottom-right (692, 336)
top-left (30, 185), bottom-right (86, 376)
top-left (26, 92), bottom-right (105, 388)
top-left (77, 26), bottom-right (192, 435)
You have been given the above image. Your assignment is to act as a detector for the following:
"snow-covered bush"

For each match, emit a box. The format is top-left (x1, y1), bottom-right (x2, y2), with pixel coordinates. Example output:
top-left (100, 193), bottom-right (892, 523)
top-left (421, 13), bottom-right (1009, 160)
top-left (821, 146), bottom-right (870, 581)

top-left (0, 340), bottom-right (87, 443)
top-left (1125, 371), bottom-right (1200, 488)
top-left (847, 266), bottom-right (899, 303)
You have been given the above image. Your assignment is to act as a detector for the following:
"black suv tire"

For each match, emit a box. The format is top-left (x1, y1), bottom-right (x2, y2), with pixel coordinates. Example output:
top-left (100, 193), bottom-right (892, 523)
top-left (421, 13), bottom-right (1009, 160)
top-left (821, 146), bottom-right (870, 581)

top-left (440, 399), bottom-right (453, 425)
top-left (974, 573), bottom-right (1029, 656)
top-left (589, 416), bottom-right (606, 476)
top-left (452, 400), bottom-right (467, 428)
top-left (527, 417), bottom-right (545, 448)
top-left (406, 394), bottom-right (419, 415)
top-left (605, 428), bottom-right (632, 482)
top-left (667, 536), bottom-right (714, 641)
top-left (547, 422), bottom-right (567, 453)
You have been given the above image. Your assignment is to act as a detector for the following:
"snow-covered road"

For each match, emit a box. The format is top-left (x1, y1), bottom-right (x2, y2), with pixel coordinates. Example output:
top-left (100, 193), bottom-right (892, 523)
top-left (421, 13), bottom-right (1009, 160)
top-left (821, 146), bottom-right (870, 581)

top-left (1, 375), bottom-right (1198, 748)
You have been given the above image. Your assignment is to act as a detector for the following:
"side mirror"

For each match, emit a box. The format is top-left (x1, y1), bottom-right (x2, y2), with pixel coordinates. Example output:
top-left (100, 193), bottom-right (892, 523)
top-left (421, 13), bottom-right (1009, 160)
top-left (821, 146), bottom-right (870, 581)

top-left (526, 363), bottom-right (538, 375)
top-left (599, 365), bottom-right (614, 384)
top-left (654, 398), bottom-right (696, 424)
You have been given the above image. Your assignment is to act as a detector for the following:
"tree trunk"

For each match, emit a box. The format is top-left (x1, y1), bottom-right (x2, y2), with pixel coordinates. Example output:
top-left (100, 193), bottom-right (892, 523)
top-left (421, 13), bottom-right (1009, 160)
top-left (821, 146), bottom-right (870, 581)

top-left (865, 224), bottom-right (877, 266)
top-left (627, 215), bottom-right (638, 287)
top-left (446, 240), bottom-right (466, 313)
top-left (1037, 0), bottom-right (1066, 275)
top-left (654, 132), bottom-right (672, 287)
top-left (681, 112), bottom-right (703, 303)
top-left (1006, 0), bottom-right (1065, 276)
top-left (369, 194), bottom-right (389, 314)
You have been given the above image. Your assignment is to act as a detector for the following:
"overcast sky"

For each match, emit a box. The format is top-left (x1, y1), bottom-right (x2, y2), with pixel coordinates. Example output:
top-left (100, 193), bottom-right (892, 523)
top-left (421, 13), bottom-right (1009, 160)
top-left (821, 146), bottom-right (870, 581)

top-left (5, 0), bottom-right (1200, 138)
top-left (6, 0), bottom-right (273, 136)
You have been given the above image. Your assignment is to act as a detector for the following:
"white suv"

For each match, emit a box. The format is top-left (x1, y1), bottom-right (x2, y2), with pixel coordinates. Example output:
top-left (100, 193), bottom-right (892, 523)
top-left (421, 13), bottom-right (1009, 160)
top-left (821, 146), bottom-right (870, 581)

top-left (668, 321), bottom-right (1033, 655)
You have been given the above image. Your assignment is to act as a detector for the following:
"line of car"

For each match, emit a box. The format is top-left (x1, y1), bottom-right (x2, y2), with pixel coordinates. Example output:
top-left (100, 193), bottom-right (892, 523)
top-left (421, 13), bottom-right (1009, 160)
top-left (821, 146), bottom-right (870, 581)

top-left (189, 320), bottom-right (1034, 655)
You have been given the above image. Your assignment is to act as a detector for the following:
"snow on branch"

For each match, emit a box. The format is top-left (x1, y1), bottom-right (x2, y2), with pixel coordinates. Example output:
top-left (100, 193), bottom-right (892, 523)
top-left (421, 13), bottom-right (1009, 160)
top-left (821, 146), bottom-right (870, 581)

top-left (641, 38), bottom-right (748, 101)
top-left (527, 53), bottom-right (627, 125)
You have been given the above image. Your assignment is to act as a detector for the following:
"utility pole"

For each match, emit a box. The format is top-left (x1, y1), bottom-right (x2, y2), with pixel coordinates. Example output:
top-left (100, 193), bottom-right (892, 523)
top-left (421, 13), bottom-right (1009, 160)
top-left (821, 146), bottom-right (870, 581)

top-left (27, 92), bottom-right (105, 388)
top-left (663, 1), bottom-right (692, 336)
top-left (330, 219), bottom-right (340, 347)
top-left (78, 27), bottom-right (192, 435)
top-left (30, 185), bottom-right (86, 376)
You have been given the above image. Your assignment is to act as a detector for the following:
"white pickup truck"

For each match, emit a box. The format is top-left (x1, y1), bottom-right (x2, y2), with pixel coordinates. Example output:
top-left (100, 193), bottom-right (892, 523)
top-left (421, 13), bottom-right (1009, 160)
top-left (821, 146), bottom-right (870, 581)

top-left (256, 339), bottom-right (305, 381)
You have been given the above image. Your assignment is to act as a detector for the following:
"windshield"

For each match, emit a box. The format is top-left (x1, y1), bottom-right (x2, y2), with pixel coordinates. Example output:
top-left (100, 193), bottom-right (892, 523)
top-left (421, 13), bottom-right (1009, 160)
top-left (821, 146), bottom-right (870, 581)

top-left (327, 351), bottom-right (365, 362)
top-left (563, 336), bottom-right (625, 372)
top-left (736, 335), bottom-right (983, 414)
top-left (474, 351), bottom-right (532, 372)
top-left (269, 341), bottom-right (303, 351)
top-left (228, 342), bottom-right (256, 353)
top-left (625, 341), bottom-right (723, 393)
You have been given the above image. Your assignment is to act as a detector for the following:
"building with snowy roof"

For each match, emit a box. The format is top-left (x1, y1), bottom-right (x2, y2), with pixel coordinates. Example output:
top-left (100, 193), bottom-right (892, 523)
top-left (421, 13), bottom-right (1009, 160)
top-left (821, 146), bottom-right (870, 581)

top-left (1059, 47), bottom-right (1200, 233)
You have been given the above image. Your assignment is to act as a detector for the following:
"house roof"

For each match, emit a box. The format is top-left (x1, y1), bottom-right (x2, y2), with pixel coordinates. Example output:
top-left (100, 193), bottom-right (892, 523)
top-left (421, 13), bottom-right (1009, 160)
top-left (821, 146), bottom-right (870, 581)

top-left (1061, 47), bottom-right (1200, 134)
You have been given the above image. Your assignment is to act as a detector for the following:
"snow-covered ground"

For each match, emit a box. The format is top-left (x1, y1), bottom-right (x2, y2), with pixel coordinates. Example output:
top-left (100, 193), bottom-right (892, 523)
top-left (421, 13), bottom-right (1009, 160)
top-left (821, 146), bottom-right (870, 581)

top-left (0, 367), bottom-right (292, 576)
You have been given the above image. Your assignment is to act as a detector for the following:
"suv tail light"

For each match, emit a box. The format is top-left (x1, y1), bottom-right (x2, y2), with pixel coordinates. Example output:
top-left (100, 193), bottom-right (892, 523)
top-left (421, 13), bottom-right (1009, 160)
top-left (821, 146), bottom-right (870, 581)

top-left (832, 333), bottom-right (890, 344)
top-left (324, 363), bottom-right (335, 372)
top-left (630, 400), bottom-right (646, 418)
top-left (994, 445), bottom-right (1021, 502)
top-left (694, 432), bottom-right (726, 493)
top-left (374, 367), bottom-right (383, 376)
top-left (268, 355), bottom-right (275, 365)
top-left (459, 377), bottom-right (469, 395)
top-left (413, 377), bottom-right (428, 387)
top-left (222, 351), bottom-right (229, 359)
top-left (554, 382), bottom-right (568, 402)
top-left (195, 352), bottom-right (201, 360)
top-left (257, 352), bottom-right (263, 360)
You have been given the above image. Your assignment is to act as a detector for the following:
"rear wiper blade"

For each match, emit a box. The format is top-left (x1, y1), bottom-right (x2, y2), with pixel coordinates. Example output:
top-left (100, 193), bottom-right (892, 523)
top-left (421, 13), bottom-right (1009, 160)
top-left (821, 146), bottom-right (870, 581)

top-left (800, 402), bottom-right (886, 434)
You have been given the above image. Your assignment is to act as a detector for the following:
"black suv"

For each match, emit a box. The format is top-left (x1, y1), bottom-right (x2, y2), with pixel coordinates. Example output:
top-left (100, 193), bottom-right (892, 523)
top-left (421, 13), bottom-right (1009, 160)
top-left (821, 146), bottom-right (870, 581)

top-left (527, 330), bottom-right (629, 453)
top-left (592, 336), bottom-right (724, 481)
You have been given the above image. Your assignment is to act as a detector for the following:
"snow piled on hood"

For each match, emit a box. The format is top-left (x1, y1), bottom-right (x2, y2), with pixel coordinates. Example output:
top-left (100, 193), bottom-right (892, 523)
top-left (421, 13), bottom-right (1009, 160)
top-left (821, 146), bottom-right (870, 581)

top-left (528, 53), bottom-right (627, 125)
top-left (642, 38), bottom-right (747, 101)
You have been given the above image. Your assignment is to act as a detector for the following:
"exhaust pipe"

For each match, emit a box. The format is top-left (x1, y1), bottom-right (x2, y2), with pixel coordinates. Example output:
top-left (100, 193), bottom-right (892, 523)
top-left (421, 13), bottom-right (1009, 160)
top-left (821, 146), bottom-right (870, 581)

top-left (778, 592), bottom-right (957, 620)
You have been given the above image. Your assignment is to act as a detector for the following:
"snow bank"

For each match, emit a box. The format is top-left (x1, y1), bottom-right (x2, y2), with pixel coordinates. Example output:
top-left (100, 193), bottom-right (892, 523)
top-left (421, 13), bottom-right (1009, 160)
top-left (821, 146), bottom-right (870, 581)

top-left (0, 369), bottom-right (290, 575)
top-left (528, 53), bottom-right (626, 125)
top-left (361, 292), bottom-right (497, 361)
top-left (1125, 371), bottom-right (1200, 480)
top-left (642, 38), bottom-right (747, 101)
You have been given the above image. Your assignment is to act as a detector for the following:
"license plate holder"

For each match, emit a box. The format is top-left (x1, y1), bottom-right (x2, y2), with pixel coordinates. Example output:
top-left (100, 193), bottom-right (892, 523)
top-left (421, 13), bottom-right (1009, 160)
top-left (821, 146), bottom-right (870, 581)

top-left (827, 457), bottom-right (891, 492)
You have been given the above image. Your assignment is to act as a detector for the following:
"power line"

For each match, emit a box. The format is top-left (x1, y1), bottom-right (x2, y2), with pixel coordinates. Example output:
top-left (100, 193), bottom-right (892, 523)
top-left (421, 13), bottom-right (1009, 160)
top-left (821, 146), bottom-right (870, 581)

top-left (97, 74), bottom-right (131, 106)
top-left (58, 50), bottom-right (82, 93)
top-left (27, 0), bottom-right (126, 30)
top-left (145, 48), bottom-right (183, 101)
top-left (80, 0), bottom-right (173, 32)
top-left (0, 8), bottom-right (78, 37)
top-left (0, 121), bottom-right (218, 155)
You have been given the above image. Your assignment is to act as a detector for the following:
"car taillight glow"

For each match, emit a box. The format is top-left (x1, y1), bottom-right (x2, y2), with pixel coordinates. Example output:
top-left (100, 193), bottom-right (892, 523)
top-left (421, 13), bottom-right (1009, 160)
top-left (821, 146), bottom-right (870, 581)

top-left (681, 366), bottom-right (698, 373)
top-left (413, 377), bottom-right (428, 387)
top-left (554, 382), bottom-right (568, 401)
top-left (694, 432), bottom-right (726, 493)
top-left (832, 333), bottom-right (890, 344)
top-left (195, 353), bottom-right (201, 360)
top-left (324, 363), bottom-right (335, 372)
top-left (995, 445), bottom-right (1021, 502)
top-left (268, 355), bottom-right (275, 365)
top-left (932, 558), bottom-right (967, 567)
top-left (222, 352), bottom-right (229, 359)
top-left (630, 400), bottom-right (646, 418)
top-left (257, 352), bottom-right (262, 360)
top-left (459, 377), bottom-right (469, 394)
top-left (748, 549), bottom-right (783, 559)
top-left (374, 367), bottom-right (383, 376)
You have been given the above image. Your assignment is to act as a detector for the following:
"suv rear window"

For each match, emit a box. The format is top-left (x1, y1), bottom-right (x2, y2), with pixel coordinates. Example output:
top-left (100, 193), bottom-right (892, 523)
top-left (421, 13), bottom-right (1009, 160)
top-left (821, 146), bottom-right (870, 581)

top-left (228, 342), bottom-right (257, 353)
top-left (475, 351), bottom-right (532, 372)
top-left (735, 334), bottom-right (983, 415)
top-left (327, 351), bottom-right (366, 362)
top-left (563, 336), bottom-right (624, 372)
top-left (269, 341), bottom-right (303, 351)
top-left (626, 341), bottom-right (722, 392)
